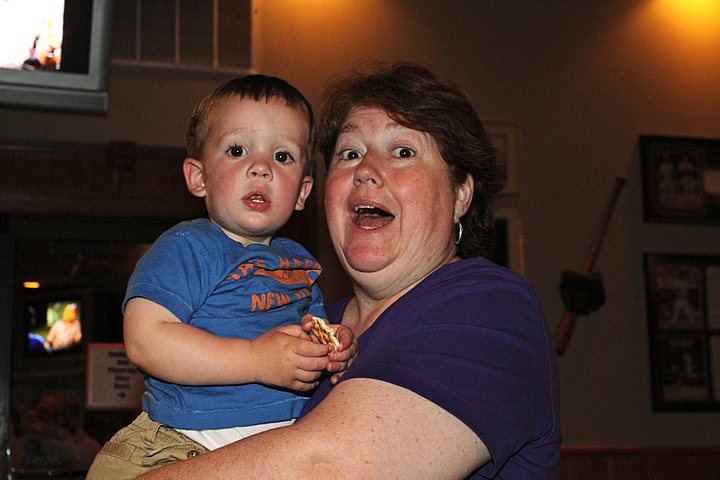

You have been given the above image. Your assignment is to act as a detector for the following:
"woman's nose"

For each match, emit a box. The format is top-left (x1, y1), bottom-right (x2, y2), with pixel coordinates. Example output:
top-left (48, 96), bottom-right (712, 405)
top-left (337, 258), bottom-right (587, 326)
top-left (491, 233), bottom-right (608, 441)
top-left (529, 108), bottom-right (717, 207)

top-left (353, 155), bottom-right (381, 186)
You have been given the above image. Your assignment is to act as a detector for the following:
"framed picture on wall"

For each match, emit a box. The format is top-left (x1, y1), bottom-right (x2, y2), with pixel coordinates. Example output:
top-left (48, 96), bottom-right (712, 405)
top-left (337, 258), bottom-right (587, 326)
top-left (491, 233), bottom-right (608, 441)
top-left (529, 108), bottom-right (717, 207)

top-left (640, 135), bottom-right (720, 224)
top-left (644, 253), bottom-right (720, 411)
top-left (486, 122), bottom-right (519, 196)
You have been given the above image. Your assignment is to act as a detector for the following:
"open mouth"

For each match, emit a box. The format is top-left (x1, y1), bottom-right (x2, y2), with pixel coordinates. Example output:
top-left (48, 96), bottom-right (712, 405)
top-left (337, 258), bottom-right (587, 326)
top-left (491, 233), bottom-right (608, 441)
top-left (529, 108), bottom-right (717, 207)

top-left (247, 194), bottom-right (266, 203)
top-left (352, 204), bottom-right (395, 229)
top-left (244, 193), bottom-right (270, 211)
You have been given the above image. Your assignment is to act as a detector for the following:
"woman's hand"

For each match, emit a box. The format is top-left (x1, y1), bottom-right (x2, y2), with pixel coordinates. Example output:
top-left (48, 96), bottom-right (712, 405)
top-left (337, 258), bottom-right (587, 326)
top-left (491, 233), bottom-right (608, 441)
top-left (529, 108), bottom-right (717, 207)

top-left (301, 314), bottom-right (358, 384)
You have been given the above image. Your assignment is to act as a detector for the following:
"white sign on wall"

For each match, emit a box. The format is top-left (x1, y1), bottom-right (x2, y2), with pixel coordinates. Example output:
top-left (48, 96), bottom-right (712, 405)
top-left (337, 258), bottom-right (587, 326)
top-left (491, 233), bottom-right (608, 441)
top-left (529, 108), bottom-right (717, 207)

top-left (86, 342), bottom-right (144, 410)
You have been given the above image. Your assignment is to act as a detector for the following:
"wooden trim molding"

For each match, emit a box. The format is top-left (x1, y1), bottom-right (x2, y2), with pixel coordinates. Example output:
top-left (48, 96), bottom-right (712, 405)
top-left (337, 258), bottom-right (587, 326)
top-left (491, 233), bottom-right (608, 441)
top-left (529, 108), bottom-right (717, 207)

top-left (560, 445), bottom-right (720, 480)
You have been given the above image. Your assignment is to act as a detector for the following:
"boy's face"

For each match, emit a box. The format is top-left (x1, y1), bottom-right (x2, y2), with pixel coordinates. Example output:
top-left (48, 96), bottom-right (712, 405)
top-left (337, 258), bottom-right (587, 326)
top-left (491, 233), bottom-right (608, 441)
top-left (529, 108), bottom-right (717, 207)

top-left (183, 97), bottom-right (313, 245)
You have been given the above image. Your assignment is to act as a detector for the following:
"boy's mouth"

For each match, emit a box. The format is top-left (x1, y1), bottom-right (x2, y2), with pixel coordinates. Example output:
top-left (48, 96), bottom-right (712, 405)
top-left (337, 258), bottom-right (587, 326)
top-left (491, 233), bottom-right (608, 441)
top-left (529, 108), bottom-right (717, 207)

top-left (244, 193), bottom-right (270, 211)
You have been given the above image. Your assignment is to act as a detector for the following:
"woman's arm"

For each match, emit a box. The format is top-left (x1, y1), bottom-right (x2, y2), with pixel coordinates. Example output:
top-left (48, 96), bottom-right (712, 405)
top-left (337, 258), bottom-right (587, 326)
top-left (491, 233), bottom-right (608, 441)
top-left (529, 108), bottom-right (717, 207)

top-left (124, 297), bottom-right (331, 390)
top-left (137, 377), bottom-right (490, 479)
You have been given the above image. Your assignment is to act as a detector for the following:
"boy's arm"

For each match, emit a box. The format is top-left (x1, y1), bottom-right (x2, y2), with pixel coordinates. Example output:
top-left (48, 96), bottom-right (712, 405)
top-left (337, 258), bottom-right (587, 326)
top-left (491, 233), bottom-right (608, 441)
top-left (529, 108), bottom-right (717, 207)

top-left (124, 297), bottom-right (332, 389)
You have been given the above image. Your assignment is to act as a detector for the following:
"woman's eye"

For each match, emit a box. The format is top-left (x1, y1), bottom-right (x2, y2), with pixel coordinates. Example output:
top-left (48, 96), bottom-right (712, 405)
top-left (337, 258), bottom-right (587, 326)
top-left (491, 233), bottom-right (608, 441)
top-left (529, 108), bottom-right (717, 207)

top-left (393, 147), bottom-right (415, 158)
top-left (274, 151), bottom-right (294, 163)
top-left (338, 149), bottom-right (361, 161)
top-left (227, 145), bottom-right (246, 157)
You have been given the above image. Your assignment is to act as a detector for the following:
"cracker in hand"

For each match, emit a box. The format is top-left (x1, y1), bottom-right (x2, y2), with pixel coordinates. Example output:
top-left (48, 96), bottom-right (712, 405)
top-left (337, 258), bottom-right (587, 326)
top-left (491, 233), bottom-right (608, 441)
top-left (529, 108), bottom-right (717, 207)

top-left (309, 316), bottom-right (340, 350)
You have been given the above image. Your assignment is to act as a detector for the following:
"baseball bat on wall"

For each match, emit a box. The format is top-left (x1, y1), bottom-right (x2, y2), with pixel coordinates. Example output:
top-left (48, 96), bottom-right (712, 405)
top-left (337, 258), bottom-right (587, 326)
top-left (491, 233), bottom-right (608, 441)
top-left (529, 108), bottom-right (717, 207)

top-left (554, 176), bottom-right (627, 356)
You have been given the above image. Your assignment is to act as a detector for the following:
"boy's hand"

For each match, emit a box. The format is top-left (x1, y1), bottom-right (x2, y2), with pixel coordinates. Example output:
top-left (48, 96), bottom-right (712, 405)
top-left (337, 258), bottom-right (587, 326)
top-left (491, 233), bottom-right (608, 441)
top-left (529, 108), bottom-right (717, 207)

top-left (248, 325), bottom-right (333, 392)
top-left (301, 314), bottom-right (358, 384)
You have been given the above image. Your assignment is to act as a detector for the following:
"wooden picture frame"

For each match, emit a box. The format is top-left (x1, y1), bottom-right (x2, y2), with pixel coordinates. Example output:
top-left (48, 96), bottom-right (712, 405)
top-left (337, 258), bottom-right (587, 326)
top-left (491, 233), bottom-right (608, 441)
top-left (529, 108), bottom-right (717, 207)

top-left (640, 135), bottom-right (720, 224)
top-left (644, 253), bottom-right (720, 411)
top-left (490, 203), bottom-right (525, 275)
top-left (486, 122), bottom-right (519, 196)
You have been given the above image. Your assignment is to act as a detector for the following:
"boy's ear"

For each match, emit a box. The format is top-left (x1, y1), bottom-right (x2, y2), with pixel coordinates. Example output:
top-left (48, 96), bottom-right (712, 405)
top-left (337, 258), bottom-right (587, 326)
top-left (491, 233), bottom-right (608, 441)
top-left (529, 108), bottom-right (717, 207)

top-left (183, 157), bottom-right (206, 198)
top-left (294, 176), bottom-right (314, 211)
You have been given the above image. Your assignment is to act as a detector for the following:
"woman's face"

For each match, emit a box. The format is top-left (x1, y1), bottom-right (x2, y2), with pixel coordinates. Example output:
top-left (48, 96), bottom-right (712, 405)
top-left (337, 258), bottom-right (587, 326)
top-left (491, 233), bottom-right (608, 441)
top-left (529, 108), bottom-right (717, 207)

top-left (325, 107), bottom-right (471, 294)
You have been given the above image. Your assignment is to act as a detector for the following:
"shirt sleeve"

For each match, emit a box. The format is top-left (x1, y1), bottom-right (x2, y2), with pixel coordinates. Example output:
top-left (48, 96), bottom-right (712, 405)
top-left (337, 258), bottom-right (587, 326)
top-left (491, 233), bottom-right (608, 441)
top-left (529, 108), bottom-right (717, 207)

top-left (306, 283), bottom-right (326, 319)
top-left (123, 225), bottom-right (217, 323)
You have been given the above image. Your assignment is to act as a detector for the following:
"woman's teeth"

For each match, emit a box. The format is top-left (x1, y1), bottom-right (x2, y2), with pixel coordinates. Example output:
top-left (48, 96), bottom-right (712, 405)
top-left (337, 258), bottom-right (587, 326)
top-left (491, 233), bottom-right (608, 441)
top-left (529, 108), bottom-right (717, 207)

top-left (352, 205), bottom-right (394, 228)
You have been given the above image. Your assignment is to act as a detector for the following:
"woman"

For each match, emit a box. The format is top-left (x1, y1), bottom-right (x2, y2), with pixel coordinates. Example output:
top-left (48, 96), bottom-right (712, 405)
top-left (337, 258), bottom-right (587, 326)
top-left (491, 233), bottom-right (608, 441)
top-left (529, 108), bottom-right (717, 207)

top-left (140, 62), bottom-right (560, 479)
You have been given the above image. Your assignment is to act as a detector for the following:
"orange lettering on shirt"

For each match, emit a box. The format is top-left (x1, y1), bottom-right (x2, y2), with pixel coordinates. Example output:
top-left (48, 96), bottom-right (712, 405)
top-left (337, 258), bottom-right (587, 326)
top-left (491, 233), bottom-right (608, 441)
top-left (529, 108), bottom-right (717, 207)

top-left (293, 288), bottom-right (311, 301)
top-left (236, 262), bottom-right (255, 277)
top-left (251, 293), bottom-right (266, 311)
top-left (228, 260), bottom-right (274, 282)
top-left (276, 293), bottom-right (291, 306)
top-left (266, 293), bottom-right (276, 309)
top-left (251, 292), bottom-right (293, 312)
top-left (278, 256), bottom-right (291, 269)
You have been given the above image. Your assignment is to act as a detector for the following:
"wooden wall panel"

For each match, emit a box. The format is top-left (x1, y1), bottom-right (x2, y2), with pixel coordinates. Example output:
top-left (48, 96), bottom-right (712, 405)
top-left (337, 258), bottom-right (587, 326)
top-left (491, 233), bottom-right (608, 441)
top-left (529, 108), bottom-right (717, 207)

top-left (560, 446), bottom-right (720, 480)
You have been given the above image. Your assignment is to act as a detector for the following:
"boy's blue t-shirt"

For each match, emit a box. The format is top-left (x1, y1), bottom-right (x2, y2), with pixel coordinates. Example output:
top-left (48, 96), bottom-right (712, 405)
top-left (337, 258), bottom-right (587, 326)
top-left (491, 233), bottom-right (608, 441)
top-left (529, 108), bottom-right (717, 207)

top-left (124, 218), bottom-right (325, 429)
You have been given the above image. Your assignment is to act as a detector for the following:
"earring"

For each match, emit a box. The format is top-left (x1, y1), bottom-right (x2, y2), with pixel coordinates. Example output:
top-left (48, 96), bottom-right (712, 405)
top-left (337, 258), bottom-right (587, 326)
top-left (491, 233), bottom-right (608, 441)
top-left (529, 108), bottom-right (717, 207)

top-left (453, 221), bottom-right (463, 245)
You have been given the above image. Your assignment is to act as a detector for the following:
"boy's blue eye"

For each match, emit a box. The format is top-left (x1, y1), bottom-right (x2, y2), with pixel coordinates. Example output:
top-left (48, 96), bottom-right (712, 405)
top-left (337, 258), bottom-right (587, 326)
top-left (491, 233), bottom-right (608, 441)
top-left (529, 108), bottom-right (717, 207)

top-left (228, 145), bottom-right (246, 157)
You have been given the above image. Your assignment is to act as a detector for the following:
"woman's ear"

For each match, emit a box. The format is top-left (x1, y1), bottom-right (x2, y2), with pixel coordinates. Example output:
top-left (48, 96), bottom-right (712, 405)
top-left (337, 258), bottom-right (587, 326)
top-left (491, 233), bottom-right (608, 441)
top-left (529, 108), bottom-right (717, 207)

top-left (454, 173), bottom-right (474, 220)
top-left (294, 176), bottom-right (314, 211)
top-left (183, 158), bottom-right (206, 198)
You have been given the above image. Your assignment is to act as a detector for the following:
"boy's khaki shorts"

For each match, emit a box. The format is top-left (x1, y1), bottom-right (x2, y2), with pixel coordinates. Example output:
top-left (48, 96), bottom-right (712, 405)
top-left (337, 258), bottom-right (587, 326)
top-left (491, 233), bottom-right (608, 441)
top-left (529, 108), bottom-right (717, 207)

top-left (86, 411), bottom-right (208, 480)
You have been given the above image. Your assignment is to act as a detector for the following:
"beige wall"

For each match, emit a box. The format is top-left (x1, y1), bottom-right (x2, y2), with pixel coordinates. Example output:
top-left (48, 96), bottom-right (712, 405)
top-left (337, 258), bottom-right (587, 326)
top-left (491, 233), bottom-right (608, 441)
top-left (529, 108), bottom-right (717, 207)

top-left (2, 0), bottom-right (719, 446)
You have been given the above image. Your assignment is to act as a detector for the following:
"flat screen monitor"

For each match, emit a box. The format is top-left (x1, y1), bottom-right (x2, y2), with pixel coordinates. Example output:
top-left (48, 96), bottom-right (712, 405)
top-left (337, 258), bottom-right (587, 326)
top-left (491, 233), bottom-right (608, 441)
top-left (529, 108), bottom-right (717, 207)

top-left (0, 0), bottom-right (114, 113)
top-left (13, 288), bottom-right (93, 373)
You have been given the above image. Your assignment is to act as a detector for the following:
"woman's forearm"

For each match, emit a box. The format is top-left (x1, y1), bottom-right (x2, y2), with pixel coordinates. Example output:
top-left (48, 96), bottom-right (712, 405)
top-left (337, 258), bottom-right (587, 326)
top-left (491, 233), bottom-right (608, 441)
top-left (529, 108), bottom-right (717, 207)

top-left (137, 378), bottom-right (489, 479)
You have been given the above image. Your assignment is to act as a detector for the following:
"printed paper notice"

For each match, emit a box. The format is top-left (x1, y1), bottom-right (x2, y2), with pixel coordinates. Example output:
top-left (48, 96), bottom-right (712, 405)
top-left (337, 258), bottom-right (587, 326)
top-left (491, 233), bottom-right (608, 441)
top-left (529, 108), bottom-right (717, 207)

top-left (86, 342), bottom-right (144, 410)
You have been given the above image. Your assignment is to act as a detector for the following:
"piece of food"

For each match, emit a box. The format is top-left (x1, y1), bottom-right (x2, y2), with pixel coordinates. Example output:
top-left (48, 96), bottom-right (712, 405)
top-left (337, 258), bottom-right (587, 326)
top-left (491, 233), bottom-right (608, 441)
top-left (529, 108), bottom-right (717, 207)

top-left (309, 316), bottom-right (340, 350)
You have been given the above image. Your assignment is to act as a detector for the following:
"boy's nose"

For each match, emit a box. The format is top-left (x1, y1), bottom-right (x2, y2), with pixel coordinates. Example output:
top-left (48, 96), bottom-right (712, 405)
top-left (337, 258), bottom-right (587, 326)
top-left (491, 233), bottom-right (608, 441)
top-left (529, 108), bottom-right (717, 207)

top-left (248, 159), bottom-right (272, 179)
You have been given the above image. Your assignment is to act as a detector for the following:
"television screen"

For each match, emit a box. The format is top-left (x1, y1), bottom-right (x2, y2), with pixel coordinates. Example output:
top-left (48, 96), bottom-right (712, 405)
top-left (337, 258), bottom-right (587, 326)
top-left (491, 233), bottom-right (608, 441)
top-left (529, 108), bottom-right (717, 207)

top-left (0, 0), bottom-right (113, 112)
top-left (0, 1), bottom-right (70, 72)
top-left (24, 296), bottom-right (84, 357)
